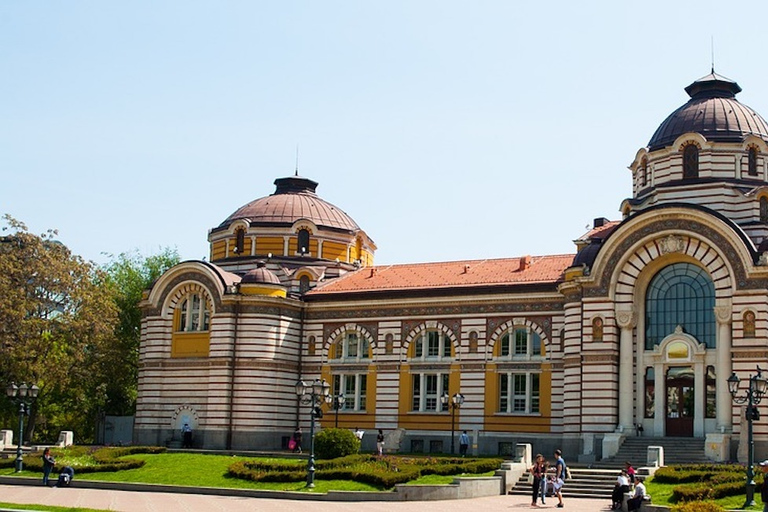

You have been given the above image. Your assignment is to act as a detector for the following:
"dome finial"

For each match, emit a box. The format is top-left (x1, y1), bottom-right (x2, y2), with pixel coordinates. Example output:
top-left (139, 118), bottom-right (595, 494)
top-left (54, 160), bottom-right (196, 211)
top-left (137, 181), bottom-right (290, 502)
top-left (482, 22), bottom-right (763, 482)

top-left (711, 35), bottom-right (715, 74)
top-left (295, 144), bottom-right (299, 177)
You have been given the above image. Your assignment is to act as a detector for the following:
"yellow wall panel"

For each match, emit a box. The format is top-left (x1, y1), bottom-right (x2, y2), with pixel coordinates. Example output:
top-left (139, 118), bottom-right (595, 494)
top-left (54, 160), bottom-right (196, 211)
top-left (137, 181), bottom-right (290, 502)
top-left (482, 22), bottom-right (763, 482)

top-left (256, 237), bottom-right (284, 255)
top-left (322, 241), bottom-right (347, 261)
top-left (211, 241), bottom-right (226, 261)
top-left (171, 332), bottom-right (210, 358)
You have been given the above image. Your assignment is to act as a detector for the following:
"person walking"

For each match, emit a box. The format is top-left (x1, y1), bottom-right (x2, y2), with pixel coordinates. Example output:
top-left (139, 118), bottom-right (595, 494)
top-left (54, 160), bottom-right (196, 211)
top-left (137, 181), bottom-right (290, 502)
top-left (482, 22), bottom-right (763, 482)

top-left (539, 455), bottom-right (550, 504)
top-left (181, 423), bottom-right (193, 449)
top-left (459, 431), bottom-right (469, 457)
top-left (553, 448), bottom-right (566, 508)
top-left (530, 453), bottom-right (547, 506)
top-left (41, 448), bottom-right (55, 487)
top-left (354, 427), bottom-right (364, 452)
top-left (292, 427), bottom-right (303, 453)
top-left (376, 429), bottom-right (385, 456)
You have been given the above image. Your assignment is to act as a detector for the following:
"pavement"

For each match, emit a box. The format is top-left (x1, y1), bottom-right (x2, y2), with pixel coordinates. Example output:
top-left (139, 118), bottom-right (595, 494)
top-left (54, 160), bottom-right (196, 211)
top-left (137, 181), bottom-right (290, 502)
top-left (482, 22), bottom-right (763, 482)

top-left (0, 484), bottom-right (615, 512)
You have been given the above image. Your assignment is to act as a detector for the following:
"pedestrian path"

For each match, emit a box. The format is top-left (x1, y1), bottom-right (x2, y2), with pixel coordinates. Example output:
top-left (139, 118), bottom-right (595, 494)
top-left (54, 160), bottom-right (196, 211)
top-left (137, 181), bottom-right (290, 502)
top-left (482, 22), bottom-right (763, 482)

top-left (0, 484), bottom-right (614, 512)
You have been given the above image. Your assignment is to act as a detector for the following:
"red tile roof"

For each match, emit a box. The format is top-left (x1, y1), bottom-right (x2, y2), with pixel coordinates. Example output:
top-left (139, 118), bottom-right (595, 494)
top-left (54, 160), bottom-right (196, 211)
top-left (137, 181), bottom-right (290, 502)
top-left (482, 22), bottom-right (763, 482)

top-left (577, 221), bottom-right (621, 241)
top-left (308, 254), bottom-right (575, 296)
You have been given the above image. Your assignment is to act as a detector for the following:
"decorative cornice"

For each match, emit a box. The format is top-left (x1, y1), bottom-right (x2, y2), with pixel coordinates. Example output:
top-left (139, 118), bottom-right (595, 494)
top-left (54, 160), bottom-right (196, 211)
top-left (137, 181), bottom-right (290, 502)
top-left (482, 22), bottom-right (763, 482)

top-left (581, 353), bottom-right (617, 363)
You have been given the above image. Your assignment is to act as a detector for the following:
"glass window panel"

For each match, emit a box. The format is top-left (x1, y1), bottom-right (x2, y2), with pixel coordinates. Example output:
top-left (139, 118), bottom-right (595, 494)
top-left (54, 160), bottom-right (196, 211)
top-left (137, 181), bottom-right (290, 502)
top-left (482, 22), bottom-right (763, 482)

top-left (427, 332), bottom-right (439, 357)
top-left (499, 374), bottom-right (509, 412)
top-left (531, 331), bottom-right (541, 356)
top-left (412, 374), bottom-right (421, 411)
top-left (514, 328), bottom-right (527, 355)
top-left (442, 335), bottom-right (451, 358)
top-left (360, 337), bottom-right (369, 359)
top-left (531, 373), bottom-right (540, 413)
top-left (501, 333), bottom-right (510, 357)
top-left (359, 375), bottom-right (367, 410)
top-left (346, 333), bottom-right (358, 358)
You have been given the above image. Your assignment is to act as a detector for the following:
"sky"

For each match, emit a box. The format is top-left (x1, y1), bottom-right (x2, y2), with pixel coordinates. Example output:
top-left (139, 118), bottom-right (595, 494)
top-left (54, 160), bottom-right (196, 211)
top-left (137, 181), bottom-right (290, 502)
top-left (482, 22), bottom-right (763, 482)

top-left (3, 1), bottom-right (768, 266)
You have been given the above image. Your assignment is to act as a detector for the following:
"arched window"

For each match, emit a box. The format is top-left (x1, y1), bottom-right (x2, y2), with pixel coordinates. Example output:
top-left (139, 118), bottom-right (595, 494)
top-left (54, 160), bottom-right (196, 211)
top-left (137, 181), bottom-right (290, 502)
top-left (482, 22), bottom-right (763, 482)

top-left (592, 317), bottom-right (604, 341)
top-left (749, 147), bottom-right (759, 176)
top-left (299, 275), bottom-right (311, 294)
top-left (234, 228), bottom-right (245, 255)
top-left (744, 310), bottom-right (756, 338)
top-left (760, 197), bottom-right (768, 224)
top-left (499, 327), bottom-right (541, 358)
top-left (297, 229), bottom-right (310, 255)
top-left (645, 263), bottom-right (715, 349)
top-left (413, 330), bottom-right (452, 360)
top-left (640, 157), bottom-right (648, 188)
top-left (177, 293), bottom-right (211, 332)
top-left (683, 144), bottom-right (699, 179)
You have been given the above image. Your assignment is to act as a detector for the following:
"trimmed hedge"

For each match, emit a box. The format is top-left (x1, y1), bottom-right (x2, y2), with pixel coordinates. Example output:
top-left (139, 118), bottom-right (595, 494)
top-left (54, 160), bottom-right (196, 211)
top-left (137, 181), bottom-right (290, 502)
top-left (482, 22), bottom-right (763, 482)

top-left (672, 502), bottom-right (727, 512)
top-left (227, 454), bottom-right (503, 489)
top-left (0, 446), bottom-right (166, 473)
top-left (653, 463), bottom-right (763, 503)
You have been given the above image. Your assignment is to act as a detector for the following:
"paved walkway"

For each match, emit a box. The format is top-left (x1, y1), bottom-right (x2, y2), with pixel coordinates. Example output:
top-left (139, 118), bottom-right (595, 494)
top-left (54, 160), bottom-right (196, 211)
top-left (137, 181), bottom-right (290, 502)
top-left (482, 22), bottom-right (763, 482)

top-left (0, 485), bottom-right (614, 512)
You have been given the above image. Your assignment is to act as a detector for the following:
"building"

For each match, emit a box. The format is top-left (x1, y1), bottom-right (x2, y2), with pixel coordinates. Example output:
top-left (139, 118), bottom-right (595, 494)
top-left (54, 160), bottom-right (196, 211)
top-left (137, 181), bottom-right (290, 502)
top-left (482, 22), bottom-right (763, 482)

top-left (135, 71), bottom-right (768, 461)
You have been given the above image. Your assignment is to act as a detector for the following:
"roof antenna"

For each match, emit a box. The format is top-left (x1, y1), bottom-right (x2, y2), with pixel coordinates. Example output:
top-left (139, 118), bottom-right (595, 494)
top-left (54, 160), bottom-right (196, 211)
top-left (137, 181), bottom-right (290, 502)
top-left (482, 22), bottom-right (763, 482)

top-left (711, 35), bottom-right (715, 74)
top-left (295, 144), bottom-right (299, 176)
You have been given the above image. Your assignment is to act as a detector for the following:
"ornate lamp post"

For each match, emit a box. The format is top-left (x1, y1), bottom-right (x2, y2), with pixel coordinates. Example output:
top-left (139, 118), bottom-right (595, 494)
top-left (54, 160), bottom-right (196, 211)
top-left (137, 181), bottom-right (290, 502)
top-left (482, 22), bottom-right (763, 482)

top-left (5, 382), bottom-right (40, 472)
top-left (728, 366), bottom-right (768, 509)
top-left (295, 378), bottom-right (330, 488)
top-left (328, 392), bottom-right (345, 428)
top-left (440, 392), bottom-right (464, 455)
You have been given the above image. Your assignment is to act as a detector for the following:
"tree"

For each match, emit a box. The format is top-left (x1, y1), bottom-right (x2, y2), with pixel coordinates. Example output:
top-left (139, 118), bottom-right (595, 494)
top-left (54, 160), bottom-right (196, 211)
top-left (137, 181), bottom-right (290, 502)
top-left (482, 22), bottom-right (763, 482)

top-left (0, 215), bottom-right (118, 442)
top-left (101, 248), bottom-right (180, 415)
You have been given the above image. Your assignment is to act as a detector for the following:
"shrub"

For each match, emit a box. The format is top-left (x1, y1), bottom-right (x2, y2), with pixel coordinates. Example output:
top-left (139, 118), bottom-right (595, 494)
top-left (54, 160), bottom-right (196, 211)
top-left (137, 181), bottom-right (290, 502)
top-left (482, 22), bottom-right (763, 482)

top-left (314, 428), bottom-right (360, 459)
top-left (672, 501), bottom-right (726, 512)
top-left (0, 446), bottom-right (166, 473)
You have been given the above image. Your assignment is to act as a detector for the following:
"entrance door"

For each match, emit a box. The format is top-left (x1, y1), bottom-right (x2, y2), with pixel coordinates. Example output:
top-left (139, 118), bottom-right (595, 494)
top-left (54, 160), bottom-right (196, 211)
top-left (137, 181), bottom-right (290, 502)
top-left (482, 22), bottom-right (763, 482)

top-left (666, 366), bottom-right (694, 437)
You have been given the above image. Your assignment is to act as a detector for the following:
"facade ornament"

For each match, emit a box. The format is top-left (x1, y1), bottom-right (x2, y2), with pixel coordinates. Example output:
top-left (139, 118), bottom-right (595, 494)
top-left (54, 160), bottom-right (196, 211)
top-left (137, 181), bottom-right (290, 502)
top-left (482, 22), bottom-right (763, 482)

top-left (758, 252), bottom-right (768, 266)
top-left (713, 304), bottom-right (732, 324)
top-left (615, 308), bottom-right (637, 329)
top-left (658, 234), bottom-right (686, 254)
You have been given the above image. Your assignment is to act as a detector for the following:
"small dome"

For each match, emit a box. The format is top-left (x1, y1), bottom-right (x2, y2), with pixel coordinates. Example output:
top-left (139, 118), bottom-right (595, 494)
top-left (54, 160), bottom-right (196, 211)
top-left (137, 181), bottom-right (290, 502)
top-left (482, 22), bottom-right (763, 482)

top-left (648, 72), bottom-right (768, 151)
top-left (241, 262), bottom-right (282, 285)
top-left (220, 175), bottom-right (361, 232)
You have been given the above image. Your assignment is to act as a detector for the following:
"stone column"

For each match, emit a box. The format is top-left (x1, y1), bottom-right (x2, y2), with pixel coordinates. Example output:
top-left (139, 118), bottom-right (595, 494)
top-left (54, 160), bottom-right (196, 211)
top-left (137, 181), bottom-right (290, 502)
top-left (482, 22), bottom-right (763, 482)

top-left (714, 304), bottom-right (733, 432)
top-left (616, 308), bottom-right (637, 431)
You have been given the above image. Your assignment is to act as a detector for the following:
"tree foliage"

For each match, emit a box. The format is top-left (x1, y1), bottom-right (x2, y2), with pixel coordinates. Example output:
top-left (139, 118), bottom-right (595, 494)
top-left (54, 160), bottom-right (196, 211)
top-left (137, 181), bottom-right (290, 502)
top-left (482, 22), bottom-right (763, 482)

top-left (100, 248), bottom-right (180, 415)
top-left (0, 215), bottom-right (118, 442)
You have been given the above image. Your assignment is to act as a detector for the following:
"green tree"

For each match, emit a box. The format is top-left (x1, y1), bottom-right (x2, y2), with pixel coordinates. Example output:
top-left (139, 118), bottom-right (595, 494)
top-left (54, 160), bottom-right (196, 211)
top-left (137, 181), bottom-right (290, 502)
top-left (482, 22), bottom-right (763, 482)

top-left (101, 248), bottom-right (180, 415)
top-left (0, 215), bottom-right (118, 442)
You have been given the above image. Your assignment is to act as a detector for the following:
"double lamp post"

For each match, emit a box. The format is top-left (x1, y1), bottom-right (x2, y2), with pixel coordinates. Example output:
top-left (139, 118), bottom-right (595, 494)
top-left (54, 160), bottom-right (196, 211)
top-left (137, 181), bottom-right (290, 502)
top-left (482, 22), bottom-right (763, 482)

top-left (728, 366), bottom-right (768, 509)
top-left (5, 382), bottom-right (40, 472)
top-left (295, 379), bottom-right (334, 488)
top-left (440, 392), bottom-right (464, 455)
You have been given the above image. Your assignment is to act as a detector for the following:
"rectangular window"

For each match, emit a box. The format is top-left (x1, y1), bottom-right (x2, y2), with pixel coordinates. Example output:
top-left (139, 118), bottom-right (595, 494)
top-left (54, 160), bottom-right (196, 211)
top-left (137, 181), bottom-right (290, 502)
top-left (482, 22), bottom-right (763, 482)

top-left (427, 332), bottom-right (440, 357)
top-left (190, 295), bottom-right (200, 331)
top-left (499, 372), bottom-right (540, 414)
top-left (412, 372), bottom-right (449, 412)
top-left (501, 334), bottom-right (510, 357)
top-left (346, 333), bottom-right (358, 358)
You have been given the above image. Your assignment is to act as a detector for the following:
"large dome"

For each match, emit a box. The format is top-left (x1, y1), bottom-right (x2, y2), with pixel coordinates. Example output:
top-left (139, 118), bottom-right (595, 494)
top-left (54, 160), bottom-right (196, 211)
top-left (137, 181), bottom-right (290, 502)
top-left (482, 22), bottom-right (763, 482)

top-left (220, 175), bottom-right (361, 232)
top-left (648, 72), bottom-right (768, 151)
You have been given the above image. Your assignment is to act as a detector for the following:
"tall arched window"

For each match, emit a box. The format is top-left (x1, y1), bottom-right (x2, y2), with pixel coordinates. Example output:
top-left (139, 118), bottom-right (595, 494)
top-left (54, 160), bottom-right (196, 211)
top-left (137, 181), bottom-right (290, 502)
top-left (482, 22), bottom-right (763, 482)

top-left (234, 228), bottom-right (245, 255)
top-left (749, 147), bottom-right (759, 176)
top-left (640, 157), bottom-right (648, 187)
top-left (760, 197), bottom-right (768, 223)
top-left (645, 263), bottom-right (715, 349)
top-left (297, 229), bottom-right (310, 254)
top-left (683, 144), bottom-right (699, 179)
top-left (299, 275), bottom-right (311, 294)
top-left (177, 293), bottom-right (211, 332)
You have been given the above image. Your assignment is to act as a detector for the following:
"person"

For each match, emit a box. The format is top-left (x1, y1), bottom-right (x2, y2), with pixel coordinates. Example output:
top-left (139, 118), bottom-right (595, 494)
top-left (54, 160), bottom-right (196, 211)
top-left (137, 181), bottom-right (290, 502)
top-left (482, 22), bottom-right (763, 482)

top-left (376, 429), bottom-right (385, 456)
top-left (627, 475), bottom-right (648, 511)
top-left (42, 447), bottom-right (55, 486)
top-left (625, 461), bottom-right (636, 480)
top-left (760, 460), bottom-right (768, 512)
top-left (57, 466), bottom-right (74, 487)
top-left (553, 448), bottom-right (566, 508)
top-left (459, 430), bottom-right (470, 457)
top-left (539, 455), bottom-right (550, 504)
top-left (354, 427), bottom-right (364, 452)
top-left (611, 469), bottom-right (631, 510)
top-left (530, 453), bottom-right (547, 506)
top-left (292, 427), bottom-right (303, 453)
top-left (181, 423), bottom-right (193, 448)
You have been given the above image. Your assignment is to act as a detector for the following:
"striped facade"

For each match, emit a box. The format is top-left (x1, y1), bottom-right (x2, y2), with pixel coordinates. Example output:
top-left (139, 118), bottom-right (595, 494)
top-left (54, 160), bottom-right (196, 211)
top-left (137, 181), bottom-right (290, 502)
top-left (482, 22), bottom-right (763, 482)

top-left (136, 72), bottom-right (768, 461)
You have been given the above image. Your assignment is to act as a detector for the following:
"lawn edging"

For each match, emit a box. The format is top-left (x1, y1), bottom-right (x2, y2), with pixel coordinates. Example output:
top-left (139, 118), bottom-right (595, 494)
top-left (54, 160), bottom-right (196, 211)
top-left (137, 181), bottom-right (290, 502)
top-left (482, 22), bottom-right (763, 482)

top-left (0, 472), bottom-right (507, 502)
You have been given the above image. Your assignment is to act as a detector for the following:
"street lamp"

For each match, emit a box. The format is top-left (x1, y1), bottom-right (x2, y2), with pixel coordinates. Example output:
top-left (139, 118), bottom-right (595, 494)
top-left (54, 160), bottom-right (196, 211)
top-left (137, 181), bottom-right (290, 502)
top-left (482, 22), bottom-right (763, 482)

top-left (440, 392), bottom-right (464, 455)
top-left (327, 392), bottom-right (345, 428)
top-left (295, 378), bottom-right (330, 488)
top-left (5, 382), bottom-right (40, 472)
top-left (728, 366), bottom-right (768, 509)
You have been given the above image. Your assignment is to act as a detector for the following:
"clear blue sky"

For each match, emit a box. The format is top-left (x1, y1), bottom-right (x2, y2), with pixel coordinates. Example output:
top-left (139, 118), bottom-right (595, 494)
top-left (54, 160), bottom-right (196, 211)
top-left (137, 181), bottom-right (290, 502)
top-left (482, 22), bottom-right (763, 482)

top-left (3, 1), bottom-right (766, 266)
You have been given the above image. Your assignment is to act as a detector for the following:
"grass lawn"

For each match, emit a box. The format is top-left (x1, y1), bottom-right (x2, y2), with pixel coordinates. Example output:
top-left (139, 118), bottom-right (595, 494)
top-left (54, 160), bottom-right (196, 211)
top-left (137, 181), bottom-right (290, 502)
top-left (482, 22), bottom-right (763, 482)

top-left (0, 504), bottom-right (107, 512)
